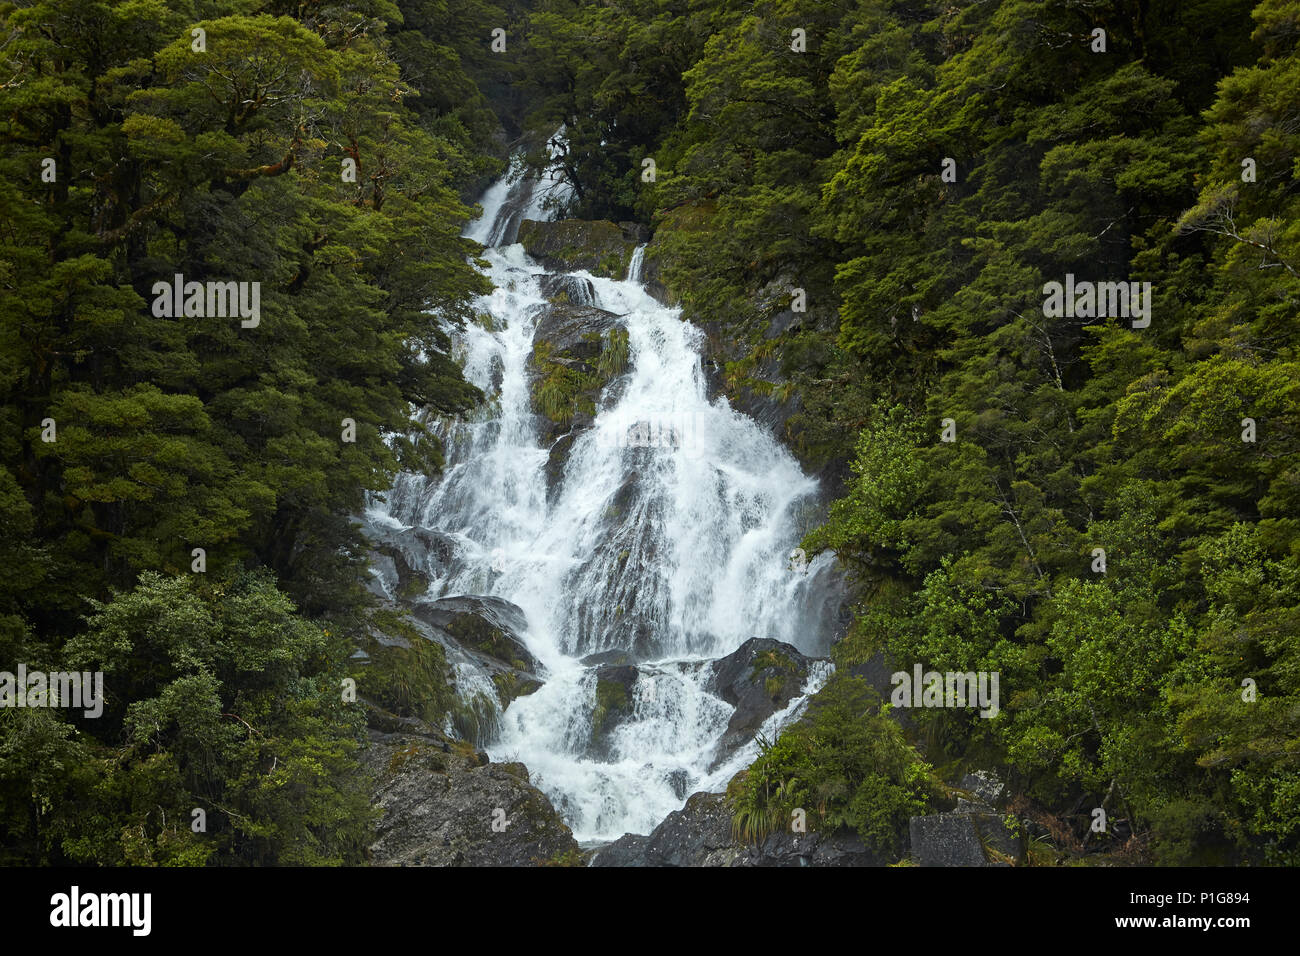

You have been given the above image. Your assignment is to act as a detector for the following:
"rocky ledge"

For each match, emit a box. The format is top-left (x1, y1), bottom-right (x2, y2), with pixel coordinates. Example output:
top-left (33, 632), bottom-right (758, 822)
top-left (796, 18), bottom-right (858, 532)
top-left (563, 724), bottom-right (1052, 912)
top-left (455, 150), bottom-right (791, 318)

top-left (591, 791), bottom-right (884, 867)
top-left (364, 716), bottom-right (582, 867)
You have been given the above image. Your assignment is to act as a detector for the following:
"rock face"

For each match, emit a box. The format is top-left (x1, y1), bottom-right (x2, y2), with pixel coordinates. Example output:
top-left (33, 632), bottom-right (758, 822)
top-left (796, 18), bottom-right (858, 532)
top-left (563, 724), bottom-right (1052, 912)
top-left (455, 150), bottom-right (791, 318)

top-left (359, 510), bottom-right (544, 719)
top-left (908, 771), bottom-right (1022, 866)
top-left (706, 637), bottom-right (818, 769)
top-left (640, 203), bottom-right (842, 473)
top-left (590, 791), bottom-right (884, 867)
top-left (517, 219), bottom-right (640, 278)
top-left (365, 722), bottom-right (582, 866)
top-left (364, 523), bottom-right (460, 601)
top-left (413, 595), bottom-right (540, 675)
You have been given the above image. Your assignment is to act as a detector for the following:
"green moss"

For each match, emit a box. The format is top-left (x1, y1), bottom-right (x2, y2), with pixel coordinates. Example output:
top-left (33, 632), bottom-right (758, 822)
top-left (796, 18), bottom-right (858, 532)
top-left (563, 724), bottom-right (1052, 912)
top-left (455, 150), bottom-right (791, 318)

top-left (530, 336), bottom-right (618, 425)
top-left (388, 743), bottom-right (422, 773)
top-left (492, 669), bottom-right (541, 706)
top-left (355, 611), bottom-right (455, 727)
top-left (443, 611), bottom-right (516, 663)
top-left (537, 847), bottom-right (587, 867)
top-left (397, 571), bottom-right (430, 600)
top-left (591, 678), bottom-right (630, 740)
top-left (371, 607), bottom-right (423, 644)
top-left (388, 742), bottom-right (448, 775)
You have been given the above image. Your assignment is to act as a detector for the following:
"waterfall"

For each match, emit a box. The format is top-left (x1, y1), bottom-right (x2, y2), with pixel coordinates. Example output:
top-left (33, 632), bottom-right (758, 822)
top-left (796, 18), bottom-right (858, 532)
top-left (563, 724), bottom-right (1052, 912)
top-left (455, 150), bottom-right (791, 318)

top-left (371, 159), bottom-right (841, 842)
top-left (626, 244), bottom-right (646, 283)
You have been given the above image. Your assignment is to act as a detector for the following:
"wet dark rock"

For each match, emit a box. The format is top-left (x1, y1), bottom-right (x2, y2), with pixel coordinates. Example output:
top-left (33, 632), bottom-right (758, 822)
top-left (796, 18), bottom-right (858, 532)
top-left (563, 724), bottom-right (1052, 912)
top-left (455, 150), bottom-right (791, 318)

top-left (364, 524), bottom-right (460, 601)
top-left (544, 432), bottom-right (577, 502)
top-left (589, 664), bottom-right (640, 758)
top-left (666, 769), bottom-right (691, 800)
top-left (532, 302), bottom-right (620, 360)
top-left (528, 301), bottom-right (623, 460)
top-left (537, 273), bottom-right (597, 307)
top-left (580, 649), bottom-right (636, 667)
top-left (364, 723), bottom-right (581, 867)
top-left (618, 221), bottom-right (649, 244)
top-left (706, 637), bottom-right (817, 770)
top-left (588, 833), bottom-right (652, 867)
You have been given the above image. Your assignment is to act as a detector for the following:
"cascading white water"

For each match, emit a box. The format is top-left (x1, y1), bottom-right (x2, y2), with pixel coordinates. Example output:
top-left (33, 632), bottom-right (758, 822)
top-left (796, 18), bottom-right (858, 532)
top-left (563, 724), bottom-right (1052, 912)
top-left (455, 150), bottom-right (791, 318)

top-left (373, 160), bottom-right (840, 842)
top-left (625, 244), bottom-right (645, 283)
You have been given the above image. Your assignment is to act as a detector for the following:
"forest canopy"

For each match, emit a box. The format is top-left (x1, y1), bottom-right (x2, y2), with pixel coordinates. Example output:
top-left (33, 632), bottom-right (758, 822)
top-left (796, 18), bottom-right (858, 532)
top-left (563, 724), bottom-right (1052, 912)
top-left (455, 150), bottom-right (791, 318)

top-left (2, 0), bottom-right (1297, 866)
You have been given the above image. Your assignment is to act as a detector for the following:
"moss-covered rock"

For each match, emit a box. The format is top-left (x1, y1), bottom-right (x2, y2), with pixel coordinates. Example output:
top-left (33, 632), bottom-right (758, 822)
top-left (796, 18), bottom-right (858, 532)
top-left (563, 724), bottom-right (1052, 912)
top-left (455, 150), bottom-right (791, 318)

top-left (642, 201), bottom-right (717, 306)
top-left (492, 669), bottom-right (542, 707)
top-left (517, 218), bottom-right (639, 278)
top-left (413, 595), bottom-right (539, 674)
top-left (353, 607), bottom-right (458, 730)
top-left (590, 665), bottom-right (638, 756)
top-left (527, 302), bottom-right (630, 486)
top-left (706, 637), bottom-right (820, 770)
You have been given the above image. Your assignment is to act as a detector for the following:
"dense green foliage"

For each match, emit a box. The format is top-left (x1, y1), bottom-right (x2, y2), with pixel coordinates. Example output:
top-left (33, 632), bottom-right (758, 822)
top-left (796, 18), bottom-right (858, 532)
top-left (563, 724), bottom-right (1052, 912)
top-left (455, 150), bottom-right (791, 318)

top-left (520, 0), bottom-right (1300, 864)
top-left (729, 675), bottom-right (938, 855)
top-left (0, 0), bottom-right (510, 864)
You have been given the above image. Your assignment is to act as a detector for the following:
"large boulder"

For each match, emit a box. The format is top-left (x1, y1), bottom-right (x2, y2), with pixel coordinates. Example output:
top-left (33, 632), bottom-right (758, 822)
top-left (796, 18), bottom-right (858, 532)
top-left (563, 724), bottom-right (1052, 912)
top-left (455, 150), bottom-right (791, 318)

top-left (518, 218), bottom-right (640, 278)
top-left (365, 724), bottom-right (582, 867)
top-left (707, 637), bottom-right (818, 769)
top-left (908, 813), bottom-right (991, 867)
top-left (533, 302), bottom-right (620, 359)
top-left (908, 773), bottom-right (1022, 867)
